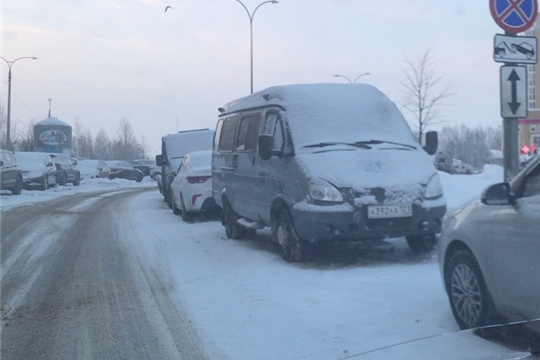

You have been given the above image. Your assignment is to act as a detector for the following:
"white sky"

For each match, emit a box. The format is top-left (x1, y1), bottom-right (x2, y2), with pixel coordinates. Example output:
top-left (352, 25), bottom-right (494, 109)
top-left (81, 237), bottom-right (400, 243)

top-left (1, 0), bottom-right (505, 157)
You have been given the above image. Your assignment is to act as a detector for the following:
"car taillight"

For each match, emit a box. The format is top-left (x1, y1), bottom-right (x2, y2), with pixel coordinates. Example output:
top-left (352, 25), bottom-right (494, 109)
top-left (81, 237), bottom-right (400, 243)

top-left (187, 176), bottom-right (210, 184)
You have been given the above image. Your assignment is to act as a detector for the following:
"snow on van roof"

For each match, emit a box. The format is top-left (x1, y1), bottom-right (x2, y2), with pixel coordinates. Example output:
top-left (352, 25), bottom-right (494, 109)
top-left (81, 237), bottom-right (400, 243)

top-left (222, 83), bottom-right (418, 149)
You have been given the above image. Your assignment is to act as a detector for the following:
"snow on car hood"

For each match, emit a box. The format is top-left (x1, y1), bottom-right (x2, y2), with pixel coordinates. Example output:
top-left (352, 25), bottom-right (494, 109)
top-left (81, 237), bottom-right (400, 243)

top-left (296, 147), bottom-right (441, 203)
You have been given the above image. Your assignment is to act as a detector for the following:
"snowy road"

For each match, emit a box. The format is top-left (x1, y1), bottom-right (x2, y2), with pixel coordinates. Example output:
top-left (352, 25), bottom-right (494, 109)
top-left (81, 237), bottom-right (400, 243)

top-left (0, 172), bottom-right (527, 359)
top-left (1, 188), bottom-right (209, 360)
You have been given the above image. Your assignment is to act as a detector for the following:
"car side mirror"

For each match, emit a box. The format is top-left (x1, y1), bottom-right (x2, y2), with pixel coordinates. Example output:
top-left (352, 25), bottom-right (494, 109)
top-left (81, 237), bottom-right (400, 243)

top-left (423, 131), bottom-right (438, 155)
top-left (258, 134), bottom-right (283, 160)
top-left (481, 182), bottom-right (516, 205)
top-left (258, 135), bottom-right (273, 160)
top-left (156, 154), bottom-right (165, 167)
top-left (0, 160), bottom-right (4, 167)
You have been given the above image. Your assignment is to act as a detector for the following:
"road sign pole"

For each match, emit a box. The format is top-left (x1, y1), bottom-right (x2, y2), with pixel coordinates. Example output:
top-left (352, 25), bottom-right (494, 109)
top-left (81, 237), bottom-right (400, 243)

top-left (503, 118), bottom-right (520, 182)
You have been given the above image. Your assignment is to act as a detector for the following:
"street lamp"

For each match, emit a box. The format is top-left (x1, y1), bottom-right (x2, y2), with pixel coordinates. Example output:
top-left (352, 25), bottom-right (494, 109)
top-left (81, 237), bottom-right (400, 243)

top-left (234, 0), bottom-right (278, 94)
top-left (333, 72), bottom-right (370, 83)
top-left (0, 56), bottom-right (38, 150)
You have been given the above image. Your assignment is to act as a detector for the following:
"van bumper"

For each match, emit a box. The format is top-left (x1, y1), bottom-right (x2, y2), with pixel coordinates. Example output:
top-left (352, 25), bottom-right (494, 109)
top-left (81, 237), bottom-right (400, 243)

top-left (291, 204), bottom-right (446, 243)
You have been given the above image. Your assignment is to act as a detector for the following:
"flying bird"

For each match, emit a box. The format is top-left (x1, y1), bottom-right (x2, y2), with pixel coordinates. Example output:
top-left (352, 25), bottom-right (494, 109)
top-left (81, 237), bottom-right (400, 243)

top-left (164, 5), bottom-right (174, 12)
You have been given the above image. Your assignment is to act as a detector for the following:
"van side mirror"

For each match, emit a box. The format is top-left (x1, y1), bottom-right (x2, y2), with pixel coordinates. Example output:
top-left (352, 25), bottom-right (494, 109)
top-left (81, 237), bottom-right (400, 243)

top-left (481, 182), bottom-right (516, 205)
top-left (423, 131), bottom-right (438, 155)
top-left (258, 135), bottom-right (274, 160)
top-left (0, 160), bottom-right (3, 167)
top-left (155, 154), bottom-right (165, 167)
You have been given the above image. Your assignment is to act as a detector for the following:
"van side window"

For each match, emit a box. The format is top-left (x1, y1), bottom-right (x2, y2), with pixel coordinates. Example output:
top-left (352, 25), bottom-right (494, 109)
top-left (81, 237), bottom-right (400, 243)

top-left (218, 117), bottom-right (238, 152)
top-left (263, 113), bottom-right (284, 151)
top-left (236, 114), bottom-right (261, 151)
top-left (214, 120), bottom-right (223, 150)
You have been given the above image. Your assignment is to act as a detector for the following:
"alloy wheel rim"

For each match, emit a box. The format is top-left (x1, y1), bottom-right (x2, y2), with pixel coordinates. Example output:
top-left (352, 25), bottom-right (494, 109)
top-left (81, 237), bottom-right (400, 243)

top-left (450, 263), bottom-right (482, 326)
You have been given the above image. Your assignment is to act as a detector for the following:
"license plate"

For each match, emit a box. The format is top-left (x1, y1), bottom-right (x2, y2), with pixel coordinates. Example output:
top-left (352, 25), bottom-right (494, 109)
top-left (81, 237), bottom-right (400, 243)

top-left (367, 204), bottom-right (412, 219)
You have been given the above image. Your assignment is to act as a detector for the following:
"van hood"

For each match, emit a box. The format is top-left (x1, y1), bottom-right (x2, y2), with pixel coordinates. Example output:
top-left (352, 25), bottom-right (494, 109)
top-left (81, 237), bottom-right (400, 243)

top-left (296, 147), bottom-right (440, 202)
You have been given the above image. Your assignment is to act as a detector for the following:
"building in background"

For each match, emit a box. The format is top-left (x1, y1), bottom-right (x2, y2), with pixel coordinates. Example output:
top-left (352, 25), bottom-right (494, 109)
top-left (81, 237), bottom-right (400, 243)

top-left (33, 117), bottom-right (72, 157)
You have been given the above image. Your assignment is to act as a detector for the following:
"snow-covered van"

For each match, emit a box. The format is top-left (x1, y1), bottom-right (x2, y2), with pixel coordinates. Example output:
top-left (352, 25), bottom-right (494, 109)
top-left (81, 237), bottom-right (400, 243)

top-left (212, 83), bottom-right (447, 261)
top-left (156, 129), bottom-right (215, 207)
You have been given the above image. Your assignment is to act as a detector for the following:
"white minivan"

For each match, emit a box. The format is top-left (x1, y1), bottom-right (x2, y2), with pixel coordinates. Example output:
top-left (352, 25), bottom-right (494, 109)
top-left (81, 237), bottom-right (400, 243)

top-left (212, 83), bottom-right (447, 261)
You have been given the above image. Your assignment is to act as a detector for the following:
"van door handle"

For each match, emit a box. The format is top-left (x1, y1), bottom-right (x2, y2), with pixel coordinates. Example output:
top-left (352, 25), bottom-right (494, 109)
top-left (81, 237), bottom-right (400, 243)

top-left (233, 154), bottom-right (238, 168)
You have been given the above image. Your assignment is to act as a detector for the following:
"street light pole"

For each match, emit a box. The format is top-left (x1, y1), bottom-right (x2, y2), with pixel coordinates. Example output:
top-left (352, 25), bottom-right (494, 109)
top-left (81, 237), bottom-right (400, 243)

top-left (1, 56), bottom-right (38, 150)
top-left (234, 0), bottom-right (278, 94)
top-left (333, 72), bottom-right (370, 83)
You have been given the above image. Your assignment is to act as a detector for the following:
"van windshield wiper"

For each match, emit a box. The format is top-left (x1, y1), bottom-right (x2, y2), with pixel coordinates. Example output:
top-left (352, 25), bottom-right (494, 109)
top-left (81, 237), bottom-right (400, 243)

top-left (303, 142), bottom-right (371, 149)
top-left (354, 140), bottom-right (417, 150)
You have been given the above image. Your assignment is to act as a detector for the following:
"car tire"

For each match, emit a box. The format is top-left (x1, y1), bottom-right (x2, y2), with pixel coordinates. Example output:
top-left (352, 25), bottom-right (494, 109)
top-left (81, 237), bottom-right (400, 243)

top-left (136, 173), bottom-right (143, 183)
top-left (272, 207), bottom-right (305, 262)
top-left (41, 175), bottom-right (48, 191)
top-left (60, 172), bottom-right (68, 186)
top-left (446, 250), bottom-right (496, 330)
top-left (172, 197), bottom-right (181, 215)
top-left (180, 194), bottom-right (192, 222)
top-left (223, 199), bottom-right (245, 239)
top-left (166, 188), bottom-right (173, 209)
top-left (12, 175), bottom-right (23, 195)
top-left (73, 173), bottom-right (80, 186)
top-left (406, 234), bottom-right (435, 253)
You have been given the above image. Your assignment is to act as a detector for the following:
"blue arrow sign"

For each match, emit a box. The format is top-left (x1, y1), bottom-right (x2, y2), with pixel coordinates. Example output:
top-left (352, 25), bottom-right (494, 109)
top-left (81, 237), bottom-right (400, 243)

top-left (490, 0), bottom-right (538, 33)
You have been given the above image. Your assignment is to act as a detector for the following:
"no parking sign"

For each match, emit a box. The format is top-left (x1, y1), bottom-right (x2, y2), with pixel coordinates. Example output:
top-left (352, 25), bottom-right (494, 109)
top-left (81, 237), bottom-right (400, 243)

top-left (490, 0), bottom-right (538, 33)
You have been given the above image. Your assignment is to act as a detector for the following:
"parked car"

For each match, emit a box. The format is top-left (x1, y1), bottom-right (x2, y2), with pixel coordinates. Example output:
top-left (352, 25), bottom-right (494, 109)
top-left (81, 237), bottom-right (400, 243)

top-left (14, 152), bottom-right (57, 190)
top-left (439, 155), bottom-right (540, 337)
top-left (212, 83), bottom-right (446, 261)
top-left (452, 158), bottom-right (473, 175)
top-left (434, 151), bottom-right (453, 174)
top-left (106, 161), bottom-right (144, 182)
top-left (0, 149), bottom-right (23, 195)
top-left (128, 160), bottom-right (152, 177)
top-left (77, 159), bottom-right (111, 179)
top-left (170, 150), bottom-right (217, 221)
top-left (133, 159), bottom-right (159, 180)
top-left (511, 42), bottom-right (535, 59)
top-left (156, 129), bottom-right (215, 208)
top-left (49, 153), bottom-right (81, 185)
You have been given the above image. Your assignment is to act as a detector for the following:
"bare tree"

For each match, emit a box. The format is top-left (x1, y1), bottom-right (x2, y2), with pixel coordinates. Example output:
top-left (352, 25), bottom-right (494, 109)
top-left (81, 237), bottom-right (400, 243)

top-left (114, 118), bottom-right (139, 160)
top-left (400, 50), bottom-right (452, 143)
top-left (94, 128), bottom-right (112, 160)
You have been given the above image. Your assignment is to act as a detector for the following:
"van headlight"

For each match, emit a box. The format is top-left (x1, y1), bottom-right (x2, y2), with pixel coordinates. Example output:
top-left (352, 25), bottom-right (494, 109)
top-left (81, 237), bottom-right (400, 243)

top-left (309, 179), bottom-right (344, 203)
top-left (424, 173), bottom-right (443, 199)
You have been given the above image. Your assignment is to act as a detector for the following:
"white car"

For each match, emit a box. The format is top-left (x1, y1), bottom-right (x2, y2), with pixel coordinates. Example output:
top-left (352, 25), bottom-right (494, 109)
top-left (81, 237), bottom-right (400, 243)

top-left (170, 150), bottom-right (217, 221)
top-left (439, 155), bottom-right (540, 338)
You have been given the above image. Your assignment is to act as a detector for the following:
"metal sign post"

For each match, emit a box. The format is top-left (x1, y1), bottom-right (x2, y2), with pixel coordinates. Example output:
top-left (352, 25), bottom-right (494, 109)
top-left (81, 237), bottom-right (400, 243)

top-left (490, 0), bottom-right (538, 181)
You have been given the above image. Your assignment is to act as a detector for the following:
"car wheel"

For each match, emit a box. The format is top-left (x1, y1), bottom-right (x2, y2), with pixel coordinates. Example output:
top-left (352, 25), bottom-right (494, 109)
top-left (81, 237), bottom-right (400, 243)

top-left (74, 173), bottom-right (80, 186)
top-left (136, 174), bottom-right (143, 183)
top-left (41, 175), bottom-right (48, 191)
top-left (223, 199), bottom-right (246, 239)
top-left (12, 175), bottom-right (23, 195)
top-left (167, 188), bottom-right (173, 209)
top-left (272, 207), bottom-right (305, 262)
top-left (60, 172), bottom-right (68, 185)
top-left (406, 234), bottom-right (435, 253)
top-left (446, 250), bottom-right (496, 330)
top-left (153, 172), bottom-right (161, 181)
top-left (180, 194), bottom-right (192, 221)
top-left (172, 196), bottom-right (181, 215)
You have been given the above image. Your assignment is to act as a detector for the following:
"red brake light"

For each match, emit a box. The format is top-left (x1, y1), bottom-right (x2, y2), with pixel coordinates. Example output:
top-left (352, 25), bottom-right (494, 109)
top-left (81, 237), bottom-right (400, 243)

top-left (187, 176), bottom-right (211, 184)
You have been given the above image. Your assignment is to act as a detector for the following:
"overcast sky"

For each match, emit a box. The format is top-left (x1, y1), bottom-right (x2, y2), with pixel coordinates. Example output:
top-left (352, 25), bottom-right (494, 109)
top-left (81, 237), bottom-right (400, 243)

top-left (2, 0), bottom-right (506, 156)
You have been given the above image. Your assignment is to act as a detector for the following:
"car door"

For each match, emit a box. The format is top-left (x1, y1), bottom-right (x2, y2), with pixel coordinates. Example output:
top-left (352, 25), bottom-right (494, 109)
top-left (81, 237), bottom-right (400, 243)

top-left (490, 161), bottom-right (540, 321)
top-left (172, 157), bottom-right (188, 209)
top-left (233, 112), bottom-right (262, 220)
top-left (214, 116), bottom-right (240, 210)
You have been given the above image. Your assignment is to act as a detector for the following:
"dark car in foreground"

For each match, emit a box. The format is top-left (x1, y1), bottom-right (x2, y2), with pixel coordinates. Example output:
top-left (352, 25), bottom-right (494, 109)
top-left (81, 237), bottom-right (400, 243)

top-left (14, 152), bottom-right (57, 190)
top-left (0, 149), bottom-right (23, 195)
top-left (439, 155), bottom-right (540, 339)
top-left (50, 153), bottom-right (81, 186)
top-left (128, 160), bottom-right (152, 177)
top-left (106, 161), bottom-right (143, 182)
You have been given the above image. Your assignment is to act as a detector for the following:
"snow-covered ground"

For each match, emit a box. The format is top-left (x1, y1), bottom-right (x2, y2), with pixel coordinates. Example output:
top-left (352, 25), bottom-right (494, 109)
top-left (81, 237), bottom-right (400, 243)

top-left (3, 165), bottom-right (526, 359)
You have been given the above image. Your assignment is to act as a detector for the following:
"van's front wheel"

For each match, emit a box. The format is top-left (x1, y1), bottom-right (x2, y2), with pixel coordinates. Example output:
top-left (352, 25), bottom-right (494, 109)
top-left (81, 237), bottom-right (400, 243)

top-left (406, 233), bottom-right (436, 253)
top-left (223, 200), bottom-right (246, 239)
top-left (273, 207), bottom-right (305, 262)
